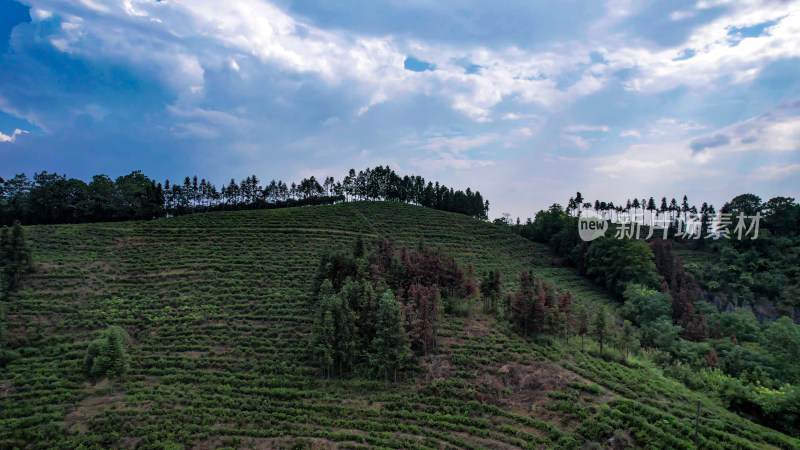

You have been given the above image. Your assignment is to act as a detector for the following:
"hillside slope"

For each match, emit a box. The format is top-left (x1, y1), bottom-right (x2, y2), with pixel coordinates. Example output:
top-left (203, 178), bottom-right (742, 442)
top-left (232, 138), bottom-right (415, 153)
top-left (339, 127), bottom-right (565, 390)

top-left (1, 202), bottom-right (797, 448)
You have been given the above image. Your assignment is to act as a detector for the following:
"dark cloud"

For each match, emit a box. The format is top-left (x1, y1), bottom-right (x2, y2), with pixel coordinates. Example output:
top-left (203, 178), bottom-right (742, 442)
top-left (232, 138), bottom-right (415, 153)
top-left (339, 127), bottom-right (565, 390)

top-left (740, 136), bottom-right (758, 144)
top-left (690, 133), bottom-right (731, 153)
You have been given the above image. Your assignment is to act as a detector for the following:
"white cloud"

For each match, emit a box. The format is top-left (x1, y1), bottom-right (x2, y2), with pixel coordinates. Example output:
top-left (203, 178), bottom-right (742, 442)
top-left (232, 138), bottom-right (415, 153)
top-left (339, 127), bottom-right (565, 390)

top-left (322, 116), bottom-right (340, 127)
top-left (165, 106), bottom-right (251, 139)
top-left (751, 163), bottom-right (800, 180)
top-left (670, 10), bottom-right (696, 21)
top-left (409, 152), bottom-right (495, 171)
top-left (0, 129), bottom-right (28, 143)
top-left (620, 130), bottom-right (641, 138)
top-left (123, 0), bottom-right (148, 17)
top-left (22, 0), bottom-right (614, 123)
top-left (501, 113), bottom-right (540, 120)
top-left (588, 101), bottom-right (800, 186)
top-left (609, 1), bottom-right (800, 93)
top-left (513, 127), bottom-right (535, 137)
top-left (404, 133), bottom-right (501, 154)
top-left (31, 9), bottom-right (52, 20)
top-left (78, 0), bottom-right (110, 14)
top-left (564, 124), bottom-right (609, 133)
top-left (562, 133), bottom-right (592, 151)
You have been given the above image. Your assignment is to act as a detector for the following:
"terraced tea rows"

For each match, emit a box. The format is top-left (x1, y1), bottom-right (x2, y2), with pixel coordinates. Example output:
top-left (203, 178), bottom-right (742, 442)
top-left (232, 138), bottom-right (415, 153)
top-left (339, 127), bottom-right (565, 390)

top-left (1, 202), bottom-right (797, 448)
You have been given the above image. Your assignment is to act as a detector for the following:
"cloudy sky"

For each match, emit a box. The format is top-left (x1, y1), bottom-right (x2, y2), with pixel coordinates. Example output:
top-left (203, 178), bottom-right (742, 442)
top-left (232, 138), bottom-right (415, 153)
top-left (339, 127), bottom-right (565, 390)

top-left (1, 0), bottom-right (799, 219)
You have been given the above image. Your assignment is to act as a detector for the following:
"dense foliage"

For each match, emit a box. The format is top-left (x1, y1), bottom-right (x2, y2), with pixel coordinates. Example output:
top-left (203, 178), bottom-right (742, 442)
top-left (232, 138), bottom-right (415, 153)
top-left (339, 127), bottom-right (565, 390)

top-left (311, 237), bottom-right (477, 380)
top-left (0, 165), bottom-right (489, 225)
top-left (507, 192), bottom-right (800, 437)
top-left (0, 222), bottom-right (33, 291)
top-left (83, 326), bottom-right (131, 392)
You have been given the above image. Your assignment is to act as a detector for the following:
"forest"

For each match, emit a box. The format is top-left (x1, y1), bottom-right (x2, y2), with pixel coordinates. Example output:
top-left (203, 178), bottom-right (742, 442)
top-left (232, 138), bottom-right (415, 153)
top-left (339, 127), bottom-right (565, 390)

top-left (499, 192), bottom-right (800, 435)
top-left (0, 165), bottom-right (489, 225)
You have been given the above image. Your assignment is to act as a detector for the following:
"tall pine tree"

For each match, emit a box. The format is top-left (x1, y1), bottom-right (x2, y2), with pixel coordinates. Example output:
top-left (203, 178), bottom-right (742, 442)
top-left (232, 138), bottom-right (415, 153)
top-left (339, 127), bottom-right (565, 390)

top-left (368, 291), bottom-right (411, 382)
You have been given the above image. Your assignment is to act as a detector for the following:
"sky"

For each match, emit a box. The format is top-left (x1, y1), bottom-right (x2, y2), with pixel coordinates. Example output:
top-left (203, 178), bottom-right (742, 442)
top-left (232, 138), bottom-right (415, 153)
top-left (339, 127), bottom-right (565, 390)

top-left (0, 0), bottom-right (799, 220)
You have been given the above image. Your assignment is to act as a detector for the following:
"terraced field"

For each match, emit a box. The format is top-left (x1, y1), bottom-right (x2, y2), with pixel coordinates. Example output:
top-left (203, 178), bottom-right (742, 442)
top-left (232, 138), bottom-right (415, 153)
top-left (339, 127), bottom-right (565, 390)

top-left (1, 202), bottom-right (797, 448)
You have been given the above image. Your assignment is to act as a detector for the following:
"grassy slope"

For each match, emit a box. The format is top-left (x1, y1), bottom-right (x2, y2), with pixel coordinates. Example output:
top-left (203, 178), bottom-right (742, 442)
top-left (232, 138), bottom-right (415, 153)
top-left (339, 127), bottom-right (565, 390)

top-left (1, 201), bottom-right (796, 449)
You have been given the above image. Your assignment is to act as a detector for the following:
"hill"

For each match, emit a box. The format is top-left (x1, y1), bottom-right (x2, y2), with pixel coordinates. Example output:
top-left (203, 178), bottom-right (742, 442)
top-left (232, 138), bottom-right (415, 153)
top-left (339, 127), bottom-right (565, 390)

top-left (1, 202), bottom-right (797, 448)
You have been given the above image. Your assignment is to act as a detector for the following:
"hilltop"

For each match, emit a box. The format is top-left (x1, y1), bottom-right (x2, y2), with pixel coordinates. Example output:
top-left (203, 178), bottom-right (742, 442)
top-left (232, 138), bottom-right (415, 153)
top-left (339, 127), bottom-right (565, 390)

top-left (1, 202), bottom-right (797, 448)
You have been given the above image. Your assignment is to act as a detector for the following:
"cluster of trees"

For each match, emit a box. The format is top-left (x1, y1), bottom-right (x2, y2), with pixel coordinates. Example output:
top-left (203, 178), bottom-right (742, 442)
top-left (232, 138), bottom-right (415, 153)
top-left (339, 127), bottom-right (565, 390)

top-left (0, 171), bottom-right (165, 224)
top-left (0, 222), bottom-right (32, 368)
top-left (83, 326), bottom-right (131, 393)
top-left (621, 282), bottom-right (800, 436)
top-left (0, 305), bottom-right (7, 368)
top-left (505, 192), bottom-right (800, 436)
top-left (338, 167), bottom-right (489, 219)
top-left (508, 194), bottom-right (800, 314)
top-left (491, 269), bottom-right (638, 359)
top-left (504, 271), bottom-right (575, 339)
top-left (508, 193), bottom-right (800, 240)
top-left (686, 195), bottom-right (800, 315)
top-left (309, 237), bottom-right (476, 380)
top-left (162, 175), bottom-right (341, 215)
top-left (1, 222), bottom-right (32, 293)
top-left (564, 193), bottom-right (705, 226)
top-left (0, 166), bottom-right (489, 225)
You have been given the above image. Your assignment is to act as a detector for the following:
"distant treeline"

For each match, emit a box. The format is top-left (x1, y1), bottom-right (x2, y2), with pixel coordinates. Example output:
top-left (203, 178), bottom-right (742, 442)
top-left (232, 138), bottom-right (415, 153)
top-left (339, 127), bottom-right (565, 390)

top-left (0, 165), bottom-right (489, 225)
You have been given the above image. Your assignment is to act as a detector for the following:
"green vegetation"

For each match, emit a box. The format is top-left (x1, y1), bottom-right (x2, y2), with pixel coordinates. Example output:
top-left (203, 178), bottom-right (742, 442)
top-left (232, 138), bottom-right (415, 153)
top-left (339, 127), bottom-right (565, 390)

top-left (1, 221), bottom-right (33, 291)
top-left (0, 165), bottom-right (488, 225)
top-left (0, 201), bottom-right (798, 447)
top-left (507, 192), bottom-right (800, 438)
top-left (83, 326), bottom-right (131, 393)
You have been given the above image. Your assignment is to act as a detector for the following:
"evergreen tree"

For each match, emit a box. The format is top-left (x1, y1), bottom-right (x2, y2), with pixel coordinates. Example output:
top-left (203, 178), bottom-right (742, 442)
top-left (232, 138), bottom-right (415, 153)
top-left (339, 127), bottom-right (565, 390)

top-left (593, 305), bottom-right (609, 355)
top-left (0, 303), bottom-right (9, 368)
top-left (1, 221), bottom-right (33, 289)
top-left (575, 303), bottom-right (590, 350)
top-left (480, 269), bottom-right (501, 312)
top-left (83, 326), bottom-right (131, 393)
top-left (309, 280), bottom-right (336, 377)
top-left (331, 281), bottom-right (358, 376)
top-left (618, 320), bottom-right (639, 360)
top-left (368, 291), bottom-right (411, 382)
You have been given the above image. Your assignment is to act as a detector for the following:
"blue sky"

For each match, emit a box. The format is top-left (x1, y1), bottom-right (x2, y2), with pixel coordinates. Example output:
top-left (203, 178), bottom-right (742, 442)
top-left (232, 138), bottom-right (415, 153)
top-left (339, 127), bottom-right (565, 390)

top-left (1, 0), bottom-right (799, 219)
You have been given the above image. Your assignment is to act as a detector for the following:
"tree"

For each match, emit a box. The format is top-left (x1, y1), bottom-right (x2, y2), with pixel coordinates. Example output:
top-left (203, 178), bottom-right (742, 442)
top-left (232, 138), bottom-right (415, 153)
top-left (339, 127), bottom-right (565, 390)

top-left (368, 291), bottom-right (411, 382)
top-left (621, 284), bottom-right (671, 327)
top-left (642, 318), bottom-right (682, 353)
top-left (331, 279), bottom-right (360, 375)
top-left (83, 326), bottom-right (131, 393)
top-left (114, 171), bottom-right (162, 220)
top-left (618, 320), bottom-right (639, 360)
top-left (402, 283), bottom-right (440, 353)
top-left (763, 196), bottom-right (799, 236)
top-left (762, 317), bottom-right (800, 384)
top-left (309, 280), bottom-right (337, 377)
top-left (647, 197), bottom-right (656, 225)
top-left (0, 303), bottom-right (10, 368)
top-left (705, 348), bottom-right (719, 368)
top-left (1, 221), bottom-right (33, 289)
top-left (593, 305), bottom-right (610, 355)
top-left (584, 238), bottom-right (658, 296)
top-left (682, 195), bottom-right (690, 223)
top-left (722, 193), bottom-right (763, 217)
top-left (480, 269), bottom-right (501, 312)
top-left (719, 308), bottom-right (761, 343)
top-left (575, 303), bottom-right (590, 350)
